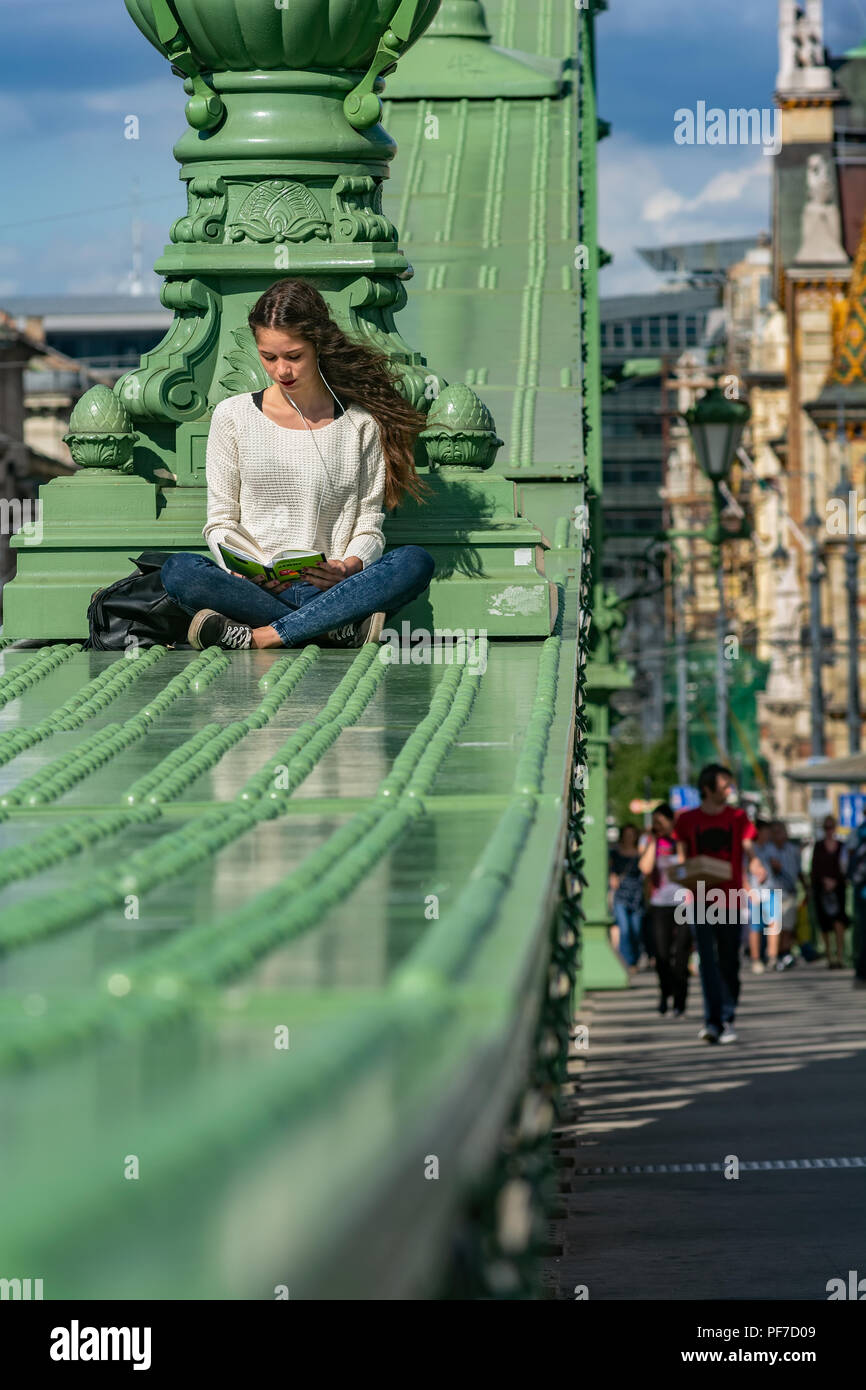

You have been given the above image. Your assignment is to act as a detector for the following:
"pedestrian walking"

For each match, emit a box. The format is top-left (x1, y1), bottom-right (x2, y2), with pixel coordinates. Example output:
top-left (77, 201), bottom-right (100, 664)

top-left (638, 804), bottom-right (688, 1016)
top-left (609, 824), bottom-right (645, 976)
top-left (845, 817), bottom-right (866, 987)
top-left (758, 821), bottom-right (806, 970)
top-left (747, 819), bottom-right (771, 974)
top-left (674, 763), bottom-right (760, 1045)
top-left (810, 815), bottom-right (848, 969)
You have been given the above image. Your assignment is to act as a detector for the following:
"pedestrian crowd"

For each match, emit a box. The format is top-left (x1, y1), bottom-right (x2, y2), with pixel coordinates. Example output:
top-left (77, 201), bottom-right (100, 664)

top-left (608, 763), bottom-right (866, 1044)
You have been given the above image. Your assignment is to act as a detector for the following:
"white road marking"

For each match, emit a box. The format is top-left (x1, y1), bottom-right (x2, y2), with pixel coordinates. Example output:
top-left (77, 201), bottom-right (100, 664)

top-left (575, 1156), bottom-right (866, 1175)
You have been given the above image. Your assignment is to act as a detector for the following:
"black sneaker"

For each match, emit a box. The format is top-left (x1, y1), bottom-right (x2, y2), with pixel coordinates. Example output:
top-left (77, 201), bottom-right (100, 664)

top-left (322, 610), bottom-right (385, 649)
top-left (322, 621), bottom-right (362, 648)
top-left (188, 609), bottom-right (253, 651)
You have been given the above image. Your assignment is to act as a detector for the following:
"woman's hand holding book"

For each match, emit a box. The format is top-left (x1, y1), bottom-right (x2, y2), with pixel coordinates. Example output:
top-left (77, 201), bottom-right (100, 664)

top-left (231, 570), bottom-right (271, 587)
top-left (229, 556), bottom-right (363, 593)
top-left (300, 556), bottom-right (363, 591)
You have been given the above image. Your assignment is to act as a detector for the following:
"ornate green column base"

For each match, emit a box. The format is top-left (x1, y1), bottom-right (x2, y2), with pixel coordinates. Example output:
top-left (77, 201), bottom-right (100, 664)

top-left (5, 475), bottom-right (165, 639)
top-left (5, 387), bottom-right (168, 640)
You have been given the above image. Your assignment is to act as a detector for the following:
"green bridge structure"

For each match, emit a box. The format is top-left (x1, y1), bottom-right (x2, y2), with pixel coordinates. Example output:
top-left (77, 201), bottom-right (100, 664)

top-left (0, 0), bottom-right (629, 1298)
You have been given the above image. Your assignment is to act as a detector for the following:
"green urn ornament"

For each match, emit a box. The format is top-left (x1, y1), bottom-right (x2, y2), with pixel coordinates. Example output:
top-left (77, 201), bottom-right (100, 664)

top-left (63, 386), bottom-right (138, 474)
top-left (421, 384), bottom-right (503, 469)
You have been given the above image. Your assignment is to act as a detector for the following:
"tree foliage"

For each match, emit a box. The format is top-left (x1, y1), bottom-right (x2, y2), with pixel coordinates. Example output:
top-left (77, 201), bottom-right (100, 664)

top-left (607, 721), bottom-right (680, 830)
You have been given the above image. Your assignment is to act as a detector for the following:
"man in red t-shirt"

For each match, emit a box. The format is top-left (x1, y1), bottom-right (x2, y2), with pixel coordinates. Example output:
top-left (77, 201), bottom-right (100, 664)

top-left (675, 764), bottom-right (759, 1045)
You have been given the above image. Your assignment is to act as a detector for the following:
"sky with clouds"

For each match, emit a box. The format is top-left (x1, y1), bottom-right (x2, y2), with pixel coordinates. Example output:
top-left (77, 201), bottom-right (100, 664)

top-left (597, 0), bottom-right (866, 294)
top-left (2, 1), bottom-right (866, 300)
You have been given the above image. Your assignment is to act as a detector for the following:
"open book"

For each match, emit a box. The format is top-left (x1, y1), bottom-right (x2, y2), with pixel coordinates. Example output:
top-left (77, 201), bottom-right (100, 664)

top-left (216, 528), bottom-right (324, 583)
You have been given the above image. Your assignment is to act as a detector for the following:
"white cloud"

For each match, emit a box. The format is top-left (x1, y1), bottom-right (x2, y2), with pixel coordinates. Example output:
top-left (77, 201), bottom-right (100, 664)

top-left (644, 159), bottom-right (770, 222)
top-left (693, 160), bottom-right (771, 206)
top-left (643, 188), bottom-right (686, 223)
top-left (599, 136), bottom-right (771, 296)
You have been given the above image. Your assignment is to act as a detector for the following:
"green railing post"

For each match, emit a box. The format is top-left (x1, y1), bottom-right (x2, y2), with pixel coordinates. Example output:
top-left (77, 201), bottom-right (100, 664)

top-left (577, 1), bottom-right (630, 991)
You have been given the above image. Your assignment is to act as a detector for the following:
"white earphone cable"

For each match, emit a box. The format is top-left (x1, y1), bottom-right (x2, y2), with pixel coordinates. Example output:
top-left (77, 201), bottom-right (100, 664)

top-left (279, 358), bottom-right (355, 543)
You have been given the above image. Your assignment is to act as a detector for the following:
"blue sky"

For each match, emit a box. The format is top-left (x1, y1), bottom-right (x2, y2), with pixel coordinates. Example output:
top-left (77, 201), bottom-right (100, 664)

top-left (1, 0), bottom-right (866, 299)
top-left (597, 0), bottom-right (866, 292)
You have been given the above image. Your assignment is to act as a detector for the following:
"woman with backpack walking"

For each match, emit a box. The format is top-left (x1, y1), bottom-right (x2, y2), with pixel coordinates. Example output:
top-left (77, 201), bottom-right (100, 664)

top-left (609, 824), bottom-right (645, 976)
top-left (639, 804), bottom-right (688, 1016)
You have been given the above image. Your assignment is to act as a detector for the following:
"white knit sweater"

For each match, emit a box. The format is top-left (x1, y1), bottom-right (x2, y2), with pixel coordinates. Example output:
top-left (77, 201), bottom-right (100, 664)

top-left (202, 393), bottom-right (387, 570)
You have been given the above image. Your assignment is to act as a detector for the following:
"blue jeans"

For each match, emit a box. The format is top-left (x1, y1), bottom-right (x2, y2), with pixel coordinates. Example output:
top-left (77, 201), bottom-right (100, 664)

top-left (161, 545), bottom-right (435, 647)
top-left (694, 921), bottom-right (740, 1030)
top-left (613, 899), bottom-right (643, 968)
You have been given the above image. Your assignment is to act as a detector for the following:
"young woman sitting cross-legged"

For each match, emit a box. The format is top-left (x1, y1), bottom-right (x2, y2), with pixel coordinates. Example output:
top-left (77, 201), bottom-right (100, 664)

top-left (161, 278), bottom-right (436, 651)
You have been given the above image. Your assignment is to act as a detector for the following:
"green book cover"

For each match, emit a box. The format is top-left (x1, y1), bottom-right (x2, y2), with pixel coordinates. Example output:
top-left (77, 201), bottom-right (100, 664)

top-left (218, 540), bottom-right (324, 583)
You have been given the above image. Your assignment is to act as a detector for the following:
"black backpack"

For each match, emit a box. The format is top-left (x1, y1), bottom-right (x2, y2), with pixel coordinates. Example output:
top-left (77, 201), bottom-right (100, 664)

top-left (83, 552), bottom-right (191, 651)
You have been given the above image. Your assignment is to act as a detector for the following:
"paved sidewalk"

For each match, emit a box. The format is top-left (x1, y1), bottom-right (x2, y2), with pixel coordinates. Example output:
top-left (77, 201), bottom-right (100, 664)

top-left (544, 962), bottom-right (866, 1300)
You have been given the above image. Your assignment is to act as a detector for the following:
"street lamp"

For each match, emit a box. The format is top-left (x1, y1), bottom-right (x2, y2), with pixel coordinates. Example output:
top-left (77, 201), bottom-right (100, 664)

top-left (803, 430), bottom-right (826, 762)
top-left (831, 403), bottom-right (861, 754)
top-left (682, 384), bottom-right (752, 763)
top-left (683, 385), bottom-right (751, 485)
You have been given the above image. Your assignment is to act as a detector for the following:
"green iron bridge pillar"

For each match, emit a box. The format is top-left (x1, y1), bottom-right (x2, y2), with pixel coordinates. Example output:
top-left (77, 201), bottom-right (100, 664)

top-left (381, 0), bottom-right (630, 992)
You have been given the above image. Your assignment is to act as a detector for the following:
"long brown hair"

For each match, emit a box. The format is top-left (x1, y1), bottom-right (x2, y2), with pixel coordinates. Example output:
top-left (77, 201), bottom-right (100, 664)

top-left (248, 279), bottom-right (430, 511)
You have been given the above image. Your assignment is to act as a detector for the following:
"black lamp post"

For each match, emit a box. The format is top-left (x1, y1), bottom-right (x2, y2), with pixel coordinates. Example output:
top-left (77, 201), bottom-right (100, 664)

top-left (682, 385), bottom-right (752, 763)
top-left (683, 385), bottom-right (752, 489)
top-left (831, 404), bottom-right (861, 754)
top-left (803, 430), bottom-right (826, 762)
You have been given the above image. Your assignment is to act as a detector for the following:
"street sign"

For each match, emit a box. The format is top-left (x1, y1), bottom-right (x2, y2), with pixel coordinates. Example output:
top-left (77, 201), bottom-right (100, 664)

top-left (670, 785), bottom-right (700, 811)
top-left (838, 793), bottom-right (866, 829)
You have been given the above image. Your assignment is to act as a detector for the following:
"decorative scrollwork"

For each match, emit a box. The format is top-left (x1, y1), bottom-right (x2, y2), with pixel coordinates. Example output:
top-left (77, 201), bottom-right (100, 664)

top-left (171, 176), bottom-right (228, 244)
top-left (228, 181), bottom-right (329, 245)
top-left (117, 278), bottom-right (220, 424)
top-left (330, 175), bottom-right (397, 244)
top-left (215, 325), bottom-right (270, 402)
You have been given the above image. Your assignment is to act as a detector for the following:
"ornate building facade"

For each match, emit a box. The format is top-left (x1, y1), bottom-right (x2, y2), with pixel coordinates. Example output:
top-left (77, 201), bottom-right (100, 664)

top-left (763, 0), bottom-right (866, 811)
